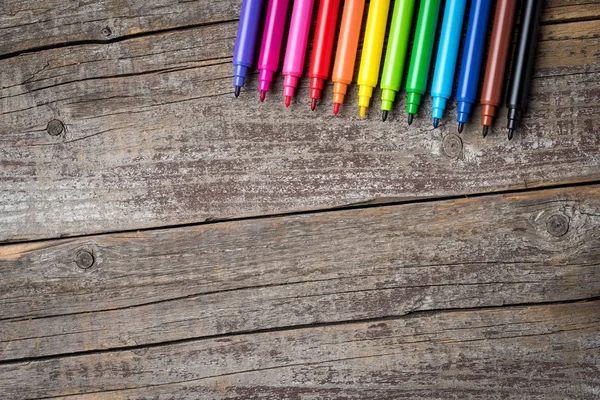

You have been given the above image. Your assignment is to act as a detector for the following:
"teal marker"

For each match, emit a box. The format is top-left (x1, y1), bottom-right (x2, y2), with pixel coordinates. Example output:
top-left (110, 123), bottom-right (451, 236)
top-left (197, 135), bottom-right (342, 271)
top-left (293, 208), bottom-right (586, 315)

top-left (431, 0), bottom-right (468, 128)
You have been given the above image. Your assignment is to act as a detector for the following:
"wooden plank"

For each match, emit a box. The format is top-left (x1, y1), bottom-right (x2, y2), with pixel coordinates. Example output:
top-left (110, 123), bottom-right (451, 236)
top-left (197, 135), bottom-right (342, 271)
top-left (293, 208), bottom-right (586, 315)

top-left (1, 301), bottom-right (598, 399)
top-left (0, 0), bottom-right (597, 57)
top-left (1, 185), bottom-right (599, 361)
top-left (1, 20), bottom-right (599, 241)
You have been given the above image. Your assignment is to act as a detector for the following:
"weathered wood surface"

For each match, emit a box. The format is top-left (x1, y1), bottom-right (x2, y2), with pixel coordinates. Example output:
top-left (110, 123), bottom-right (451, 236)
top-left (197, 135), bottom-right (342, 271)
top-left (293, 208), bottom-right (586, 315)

top-left (1, 185), bottom-right (599, 362)
top-left (0, 0), bottom-right (597, 57)
top-left (1, 301), bottom-right (598, 399)
top-left (1, 8), bottom-right (599, 241)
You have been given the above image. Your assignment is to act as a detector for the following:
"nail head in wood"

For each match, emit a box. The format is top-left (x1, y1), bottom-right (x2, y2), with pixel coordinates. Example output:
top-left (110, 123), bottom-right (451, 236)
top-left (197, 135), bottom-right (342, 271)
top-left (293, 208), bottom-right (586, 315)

top-left (46, 119), bottom-right (64, 136)
top-left (101, 27), bottom-right (112, 37)
top-left (76, 250), bottom-right (95, 269)
top-left (546, 214), bottom-right (569, 237)
top-left (443, 134), bottom-right (463, 159)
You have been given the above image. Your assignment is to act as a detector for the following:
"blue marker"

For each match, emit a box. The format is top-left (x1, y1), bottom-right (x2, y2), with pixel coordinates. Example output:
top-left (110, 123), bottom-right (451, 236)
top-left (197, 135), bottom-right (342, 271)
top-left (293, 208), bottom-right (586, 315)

top-left (431, 0), bottom-right (468, 128)
top-left (233, 0), bottom-right (263, 97)
top-left (456, 0), bottom-right (492, 133)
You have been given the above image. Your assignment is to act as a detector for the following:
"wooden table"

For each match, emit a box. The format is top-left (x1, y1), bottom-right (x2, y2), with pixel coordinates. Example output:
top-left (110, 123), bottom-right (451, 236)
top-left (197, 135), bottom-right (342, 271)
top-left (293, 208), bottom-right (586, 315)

top-left (1, 1), bottom-right (599, 398)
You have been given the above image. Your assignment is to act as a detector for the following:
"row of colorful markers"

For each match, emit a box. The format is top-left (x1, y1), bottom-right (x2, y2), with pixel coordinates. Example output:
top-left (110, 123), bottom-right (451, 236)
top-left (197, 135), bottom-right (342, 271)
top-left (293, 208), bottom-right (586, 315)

top-left (233, 0), bottom-right (542, 139)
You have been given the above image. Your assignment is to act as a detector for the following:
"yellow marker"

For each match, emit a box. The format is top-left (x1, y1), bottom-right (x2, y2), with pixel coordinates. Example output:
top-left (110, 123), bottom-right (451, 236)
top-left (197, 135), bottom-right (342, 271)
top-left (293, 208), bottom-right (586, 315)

top-left (357, 0), bottom-right (391, 118)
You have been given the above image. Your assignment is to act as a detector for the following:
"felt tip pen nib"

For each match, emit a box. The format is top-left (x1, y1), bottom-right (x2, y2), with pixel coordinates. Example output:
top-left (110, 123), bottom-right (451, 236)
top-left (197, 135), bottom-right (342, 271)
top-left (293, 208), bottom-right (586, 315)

top-left (359, 106), bottom-right (366, 119)
top-left (483, 126), bottom-right (489, 138)
top-left (407, 114), bottom-right (414, 125)
top-left (311, 98), bottom-right (317, 111)
top-left (457, 122), bottom-right (464, 134)
top-left (333, 103), bottom-right (340, 116)
top-left (508, 128), bottom-right (515, 141)
top-left (260, 91), bottom-right (266, 102)
top-left (285, 96), bottom-right (291, 108)
top-left (433, 118), bottom-right (440, 129)
top-left (382, 110), bottom-right (388, 122)
top-left (234, 86), bottom-right (241, 98)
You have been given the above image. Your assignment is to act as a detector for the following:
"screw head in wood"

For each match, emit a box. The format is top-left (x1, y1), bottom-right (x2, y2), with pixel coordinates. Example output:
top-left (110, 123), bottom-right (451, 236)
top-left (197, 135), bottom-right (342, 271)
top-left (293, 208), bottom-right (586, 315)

top-left (546, 214), bottom-right (569, 237)
top-left (76, 250), bottom-right (95, 269)
top-left (101, 26), bottom-right (112, 37)
top-left (46, 119), bottom-right (64, 136)
top-left (443, 134), bottom-right (463, 159)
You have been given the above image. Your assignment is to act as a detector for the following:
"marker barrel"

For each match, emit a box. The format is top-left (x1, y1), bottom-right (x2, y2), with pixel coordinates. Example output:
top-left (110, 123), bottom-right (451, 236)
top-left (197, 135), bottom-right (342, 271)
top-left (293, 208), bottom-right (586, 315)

top-left (233, 0), bottom-right (263, 89)
top-left (332, 0), bottom-right (366, 106)
top-left (456, 0), bottom-right (492, 124)
top-left (309, 0), bottom-right (342, 101)
top-left (380, 0), bottom-right (416, 112)
top-left (258, 0), bottom-right (290, 93)
top-left (357, 0), bottom-right (391, 110)
top-left (405, 0), bottom-right (441, 116)
top-left (481, 0), bottom-right (517, 127)
top-left (430, 0), bottom-right (467, 120)
top-left (506, 0), bottom-right (542, 133)
top-left (282, 0), bottom-right (315, 99)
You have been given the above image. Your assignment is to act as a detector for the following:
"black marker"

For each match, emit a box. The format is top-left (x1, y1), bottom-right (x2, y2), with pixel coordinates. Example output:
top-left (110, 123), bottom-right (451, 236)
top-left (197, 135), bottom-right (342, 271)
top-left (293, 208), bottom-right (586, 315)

top-left (506, 0), bottom-right (542, 140)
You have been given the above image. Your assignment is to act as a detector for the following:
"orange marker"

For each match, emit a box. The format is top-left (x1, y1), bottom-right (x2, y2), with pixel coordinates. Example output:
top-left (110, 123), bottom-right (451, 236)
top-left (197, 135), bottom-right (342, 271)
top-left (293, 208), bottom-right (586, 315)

top-left (332, 0), bottom-right (366, 115)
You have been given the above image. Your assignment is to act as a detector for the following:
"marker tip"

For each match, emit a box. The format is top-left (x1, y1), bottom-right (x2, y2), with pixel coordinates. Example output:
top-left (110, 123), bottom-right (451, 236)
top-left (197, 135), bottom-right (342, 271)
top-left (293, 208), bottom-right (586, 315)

top-left (483, 126), bottom-right (490, 138)
top-left (508, 128), bottom-right (515, 141)
top-left (260, 90), bottom-right (266, 102)
top-left (285, 96), bottom-right (291, 108)
top-left (457, 122), bottom-right (464, 134)
top-left (359, 106), bottom-right (366, 119)
top-left (234, 86), bottom-right (241, 98)
top-left (407, 114), bottom-right (414, 126)
top-left (333, 103), bottom-right (340, 116)
top-left (311, 98), bottom-right (317, 111)
top-left (382, 110), bottom-right (388, 122)
top-left (433, 118), bottom-right (440, 129)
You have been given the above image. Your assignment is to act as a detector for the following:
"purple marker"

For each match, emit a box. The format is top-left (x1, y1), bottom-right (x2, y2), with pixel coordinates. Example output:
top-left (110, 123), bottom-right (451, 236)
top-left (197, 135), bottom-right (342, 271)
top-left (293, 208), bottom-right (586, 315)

top-left (233, 0), bottom-right (263, 97)
top-left (258, 0), bottom-right (290, 102)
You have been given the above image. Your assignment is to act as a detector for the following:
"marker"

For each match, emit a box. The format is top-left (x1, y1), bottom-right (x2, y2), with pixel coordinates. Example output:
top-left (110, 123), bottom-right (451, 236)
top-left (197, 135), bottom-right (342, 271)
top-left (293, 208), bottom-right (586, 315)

top-left (380, 0), bottom-right (416, 122)
top-left (309, 0), bottom-right (342, 111)
top-left (506, 0), bottom-right (542, 140)
top-left (332, 0), bottom-right (366, 115)
top-left (456, 0), bottom-right (492, 133)
top-left (258, 0), bottom-right (291, 102)
top-left (430, 0), bottom-right (467, 128)
top-left (357, 0), bottom-right (391, 119)
top-left (481, 0), bottom-right (518, 137)
top-left (282, 0), bottom-right (315, 107)
top-left (233, 0), bottom-right (263, 97)
top-left (405, 0), bottom-right (441, 125)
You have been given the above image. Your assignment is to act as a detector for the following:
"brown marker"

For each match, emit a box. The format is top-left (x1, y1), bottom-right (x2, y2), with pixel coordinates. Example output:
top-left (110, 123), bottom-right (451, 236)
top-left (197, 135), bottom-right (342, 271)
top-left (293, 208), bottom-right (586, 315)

top-left (480, 0), bottom-right (518, 137)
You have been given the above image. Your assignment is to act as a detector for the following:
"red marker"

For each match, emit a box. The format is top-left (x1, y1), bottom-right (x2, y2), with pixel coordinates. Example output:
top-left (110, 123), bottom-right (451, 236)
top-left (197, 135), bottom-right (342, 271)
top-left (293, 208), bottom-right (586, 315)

top-left (308, 0), bottom-right (342, 111)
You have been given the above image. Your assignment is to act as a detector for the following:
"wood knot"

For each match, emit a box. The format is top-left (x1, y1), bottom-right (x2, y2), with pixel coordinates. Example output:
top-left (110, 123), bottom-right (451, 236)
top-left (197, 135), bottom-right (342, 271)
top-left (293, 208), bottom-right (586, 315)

top-left (46, 120), bottom-right (64, 136)
top-left (546, 214), bottom-right (569, 237)
top-left (76, 250), bottom-right (95, 269)
top-left (101, 26), bottom-right (112, 37)
top-left (443, 134), bottom-right (463, 159)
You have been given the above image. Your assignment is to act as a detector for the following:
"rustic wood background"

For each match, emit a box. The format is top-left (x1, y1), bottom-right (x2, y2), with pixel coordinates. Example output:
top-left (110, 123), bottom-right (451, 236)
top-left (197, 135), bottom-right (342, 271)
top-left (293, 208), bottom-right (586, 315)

top-left (1, 0), bottom-right (599, 399)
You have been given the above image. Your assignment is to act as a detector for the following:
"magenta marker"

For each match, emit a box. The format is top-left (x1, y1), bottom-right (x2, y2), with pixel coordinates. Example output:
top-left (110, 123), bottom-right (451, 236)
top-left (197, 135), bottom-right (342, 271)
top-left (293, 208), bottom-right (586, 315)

top-left (258, 0), bottom-right (291, 102)
top-left (282, 0), bottom-right (315, 107)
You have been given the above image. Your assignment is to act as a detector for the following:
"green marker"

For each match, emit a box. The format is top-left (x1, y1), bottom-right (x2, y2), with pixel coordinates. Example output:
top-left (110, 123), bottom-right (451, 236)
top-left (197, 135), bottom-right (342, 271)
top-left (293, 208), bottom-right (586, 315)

top-left (405, 0), bottom-right (441, 125)
top-left (380, 0), bottom-right (416, 122)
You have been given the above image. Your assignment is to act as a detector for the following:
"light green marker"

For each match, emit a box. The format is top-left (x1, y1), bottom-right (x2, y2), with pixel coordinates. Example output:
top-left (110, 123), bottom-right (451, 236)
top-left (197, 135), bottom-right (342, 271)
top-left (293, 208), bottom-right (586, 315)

top-left (380, 0), bottom-right (417, 121)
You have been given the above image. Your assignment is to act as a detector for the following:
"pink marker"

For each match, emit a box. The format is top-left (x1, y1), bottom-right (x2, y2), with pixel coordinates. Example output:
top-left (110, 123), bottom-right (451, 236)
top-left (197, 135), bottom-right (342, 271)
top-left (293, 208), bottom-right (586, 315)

top-left (282, 0), bottom-right (315, 107)
top-left (258, 0), bottom-right (291, 102)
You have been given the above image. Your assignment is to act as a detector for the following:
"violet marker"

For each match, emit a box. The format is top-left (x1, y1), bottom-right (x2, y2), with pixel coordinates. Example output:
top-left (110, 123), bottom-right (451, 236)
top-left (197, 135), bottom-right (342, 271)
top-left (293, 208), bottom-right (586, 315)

top-left (282, 0), bottom-right (315, 107)
top-left (258, 0), bottom-right (290, 102)
top-left (233, 0), bottom-right (263, 98)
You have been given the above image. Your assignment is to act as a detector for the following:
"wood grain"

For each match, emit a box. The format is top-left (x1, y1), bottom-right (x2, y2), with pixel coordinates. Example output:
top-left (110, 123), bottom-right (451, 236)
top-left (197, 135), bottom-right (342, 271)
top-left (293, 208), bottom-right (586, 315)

top-left (1, 185), bottom-right (599, 361)
top-left (1, 19), bottom-right (599, 242)
top-left (1, 301), bottom-right (598, 399)
top-left (0, 0), bottom-right (597, 57)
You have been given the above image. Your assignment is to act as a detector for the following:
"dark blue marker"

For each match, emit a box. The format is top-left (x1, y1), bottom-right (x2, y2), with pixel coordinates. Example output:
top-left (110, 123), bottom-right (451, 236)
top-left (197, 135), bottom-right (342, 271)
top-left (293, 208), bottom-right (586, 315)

top-left (233, 0), bottom-right (263, 97)
top-left (455, 0), bottom-right (492, 133)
